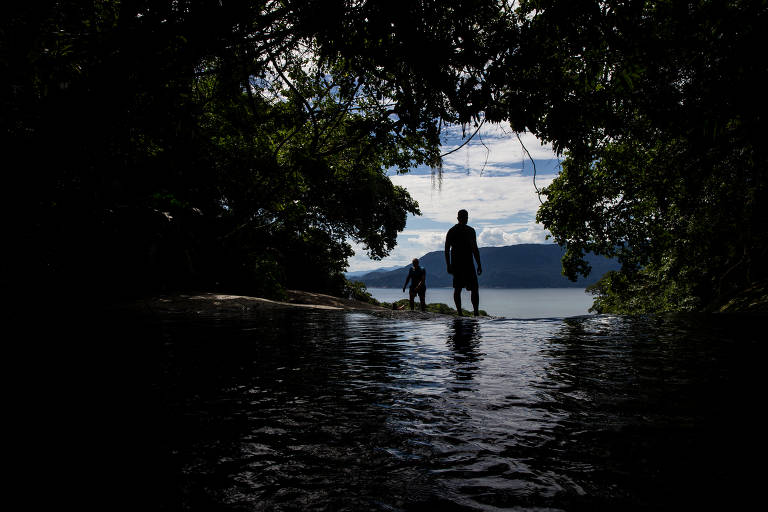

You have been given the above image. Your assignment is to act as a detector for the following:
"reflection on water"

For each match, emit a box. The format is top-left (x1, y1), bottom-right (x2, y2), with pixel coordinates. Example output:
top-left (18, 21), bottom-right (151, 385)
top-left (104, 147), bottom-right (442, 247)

top-left (86, 310), bottom-right (765, 510)
top-left (446, 318), bottom-right (481, 383)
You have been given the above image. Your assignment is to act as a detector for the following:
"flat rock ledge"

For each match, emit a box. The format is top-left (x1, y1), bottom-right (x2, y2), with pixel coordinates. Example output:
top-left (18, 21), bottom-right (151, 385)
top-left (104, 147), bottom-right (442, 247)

top-left (121, 290), bottom-right (448, 320)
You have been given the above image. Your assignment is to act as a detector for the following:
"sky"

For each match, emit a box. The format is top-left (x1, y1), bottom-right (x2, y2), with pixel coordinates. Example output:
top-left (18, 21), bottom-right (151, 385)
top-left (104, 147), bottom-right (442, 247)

top-left (347, 122), bottom-right (563, 272)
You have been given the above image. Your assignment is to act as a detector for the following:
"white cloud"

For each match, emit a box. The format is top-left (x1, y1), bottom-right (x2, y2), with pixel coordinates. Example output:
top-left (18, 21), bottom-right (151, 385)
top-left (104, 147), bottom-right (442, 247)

top-left (347, 241), bottom-right (413, 271)
top-left (476, 227), bottom-right (511, 246)
top-left (402, 230), bottom-right (447, 250)
top-left (440, 123), bottom-right (558, 174)
top-left (477, 224), bottom-right (551, 247)
top-left (347, 230), bottom-right (446, 271)
top-left (390, 173), bottom-right (553, 224)
top-left (346, 125), bottom-right (561, 272)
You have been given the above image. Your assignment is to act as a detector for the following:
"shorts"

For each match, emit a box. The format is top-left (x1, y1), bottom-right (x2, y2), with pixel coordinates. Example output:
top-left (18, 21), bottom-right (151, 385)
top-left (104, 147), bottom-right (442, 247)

top-left (452, 265), bottom-right (478, 291)
top-left (409, 285), bottom-right (426, 299)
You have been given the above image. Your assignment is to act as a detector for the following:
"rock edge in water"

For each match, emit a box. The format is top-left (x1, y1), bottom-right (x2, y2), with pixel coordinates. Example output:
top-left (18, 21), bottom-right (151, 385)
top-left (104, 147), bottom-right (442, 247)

top-left (113, 290), bottom-right (469, 319)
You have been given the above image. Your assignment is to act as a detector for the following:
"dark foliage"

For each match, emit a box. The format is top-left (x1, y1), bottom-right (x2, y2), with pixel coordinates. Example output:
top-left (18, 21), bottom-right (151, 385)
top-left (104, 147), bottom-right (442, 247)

top-left (524, 0), bottom-right (768, 311)
top-left (3, 1), bottom-right (764, 311)
top-left (1, 1), bottom-right (435, 299)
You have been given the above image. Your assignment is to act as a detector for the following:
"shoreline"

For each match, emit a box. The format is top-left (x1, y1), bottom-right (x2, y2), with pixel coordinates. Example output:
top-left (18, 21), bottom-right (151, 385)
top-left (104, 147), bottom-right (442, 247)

top-left (118, 290), bottom-right (454, 320)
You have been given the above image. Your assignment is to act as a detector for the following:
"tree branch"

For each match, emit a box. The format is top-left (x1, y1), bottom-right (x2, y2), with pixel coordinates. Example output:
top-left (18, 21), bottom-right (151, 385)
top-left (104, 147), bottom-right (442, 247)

top-left (439, 118), bottom-right (486, 158)
top-left (516, 131), bottom-right (543, 205)
top-left (268, 53), bottom-right (320, 153)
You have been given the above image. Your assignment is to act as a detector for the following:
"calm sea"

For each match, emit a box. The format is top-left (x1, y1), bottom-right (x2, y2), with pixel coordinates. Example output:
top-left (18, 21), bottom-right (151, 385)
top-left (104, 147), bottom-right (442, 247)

top-left (367, 287), bottom-right (595, 318)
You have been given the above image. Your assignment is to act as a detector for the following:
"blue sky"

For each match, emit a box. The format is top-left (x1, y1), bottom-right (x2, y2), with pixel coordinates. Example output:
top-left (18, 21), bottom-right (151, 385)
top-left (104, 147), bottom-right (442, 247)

top-left (347, 123), bottom-right (562, 272)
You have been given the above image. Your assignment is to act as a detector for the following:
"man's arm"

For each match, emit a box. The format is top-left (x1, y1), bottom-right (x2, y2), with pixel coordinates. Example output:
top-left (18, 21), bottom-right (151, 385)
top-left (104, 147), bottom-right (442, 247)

top-left (445, 237), bottom-right (452, 274)
top-left (472, 231), bottom-right (482, 275)
top-left (403, 271), bottom-right (411, 292)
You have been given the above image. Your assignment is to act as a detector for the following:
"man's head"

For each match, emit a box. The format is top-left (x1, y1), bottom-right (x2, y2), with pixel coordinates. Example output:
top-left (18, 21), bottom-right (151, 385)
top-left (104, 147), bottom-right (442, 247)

top-left (457, 209), bottom-right (469, 224)
top-left (412, 258), bottom-right (419, 267)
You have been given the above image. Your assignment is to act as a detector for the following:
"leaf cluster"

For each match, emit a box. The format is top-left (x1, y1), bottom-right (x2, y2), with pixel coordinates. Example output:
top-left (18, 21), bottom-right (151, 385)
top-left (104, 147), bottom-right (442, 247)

top-left (524, 0), bottom-right (768, 311)
top-left (1, 1), bottom-right (450, 298)
top-left (5, 1), bottom-right (765, 310)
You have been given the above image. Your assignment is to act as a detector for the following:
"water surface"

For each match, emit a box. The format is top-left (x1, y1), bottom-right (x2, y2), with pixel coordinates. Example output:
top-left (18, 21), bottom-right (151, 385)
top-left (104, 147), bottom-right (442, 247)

top-left (366, 287), bottom-right (594, 318)
top-left (106, 309), bottom-right (765, 510)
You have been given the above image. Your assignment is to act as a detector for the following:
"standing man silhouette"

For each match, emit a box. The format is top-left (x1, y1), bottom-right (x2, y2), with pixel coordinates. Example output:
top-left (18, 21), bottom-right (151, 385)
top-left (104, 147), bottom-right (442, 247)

top-left (445, 209), bottom-right (482, 316)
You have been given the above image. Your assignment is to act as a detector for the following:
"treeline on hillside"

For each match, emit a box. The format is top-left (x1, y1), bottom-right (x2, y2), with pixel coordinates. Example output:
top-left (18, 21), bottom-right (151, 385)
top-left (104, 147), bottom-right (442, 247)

top-left (3, 1), bottom-right (766, 312)
top-left (358, 244), bottom-right (619, 288)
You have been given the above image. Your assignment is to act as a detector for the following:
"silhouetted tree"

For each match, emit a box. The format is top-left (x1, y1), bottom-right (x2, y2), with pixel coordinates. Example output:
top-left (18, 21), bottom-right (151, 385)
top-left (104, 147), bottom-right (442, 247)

top-left (4, 1), bottom-right (766, 310)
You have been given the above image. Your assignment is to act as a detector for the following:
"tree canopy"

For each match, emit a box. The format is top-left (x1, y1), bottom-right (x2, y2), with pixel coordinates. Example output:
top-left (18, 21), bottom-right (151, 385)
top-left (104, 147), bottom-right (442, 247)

top-left (2, 1), bottom-right (442, 297)
top-left (3, 0), bottom-right (766, 311)
top-left (524, 0), bottom-right (768, 311)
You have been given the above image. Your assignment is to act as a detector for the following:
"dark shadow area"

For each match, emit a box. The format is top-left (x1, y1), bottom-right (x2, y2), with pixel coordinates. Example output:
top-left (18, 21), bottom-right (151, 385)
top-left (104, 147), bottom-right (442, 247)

top-left (17, 307), bottom-right (450, 510)
top-left (8, 303), bottom-right (169, 510)
top-left (11, 307), bottom-right (766, 511)
top-left (518, 314), bottom-right (767, 511)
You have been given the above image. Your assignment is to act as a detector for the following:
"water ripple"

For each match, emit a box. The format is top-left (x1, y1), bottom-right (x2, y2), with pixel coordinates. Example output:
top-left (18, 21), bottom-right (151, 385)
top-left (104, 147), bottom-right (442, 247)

top-left (132, 309), bottom-right (767, 510)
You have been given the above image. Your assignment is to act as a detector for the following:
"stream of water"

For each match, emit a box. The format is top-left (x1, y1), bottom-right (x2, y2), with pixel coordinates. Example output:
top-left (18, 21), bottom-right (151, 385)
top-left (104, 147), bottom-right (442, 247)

top-left (76, 309), bottom-right (762, 510)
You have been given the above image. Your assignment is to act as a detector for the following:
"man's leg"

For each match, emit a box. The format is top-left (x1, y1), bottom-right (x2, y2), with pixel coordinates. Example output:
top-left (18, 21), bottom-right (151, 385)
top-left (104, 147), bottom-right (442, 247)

top-left (408, 289), bottom-right (415, 310)
top-left (453, 288), bottom-right (462, 316)
top-left (418, 289), bottom-right (426, 312)
top-left (471, 286), bottom-right (480, 316)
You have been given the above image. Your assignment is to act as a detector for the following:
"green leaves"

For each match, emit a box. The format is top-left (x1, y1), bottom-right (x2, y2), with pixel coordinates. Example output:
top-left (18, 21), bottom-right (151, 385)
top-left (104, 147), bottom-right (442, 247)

top-left (8, 0), bottom-right (766, 308)
top-left (521, 0), bottom-right (768, 312)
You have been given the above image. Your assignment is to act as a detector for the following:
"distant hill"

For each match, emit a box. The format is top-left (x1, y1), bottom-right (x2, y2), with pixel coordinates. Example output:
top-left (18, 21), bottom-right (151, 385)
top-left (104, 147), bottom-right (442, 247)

top-left (345, 265), bottom-right (404, 279)
top-left (355, 244), bottom-right (620, 288)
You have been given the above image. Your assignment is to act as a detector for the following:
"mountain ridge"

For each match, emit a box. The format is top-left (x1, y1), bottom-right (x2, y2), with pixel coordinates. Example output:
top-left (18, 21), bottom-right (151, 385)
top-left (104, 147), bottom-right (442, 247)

top-left (355, 244), bottom-right (619, 288)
